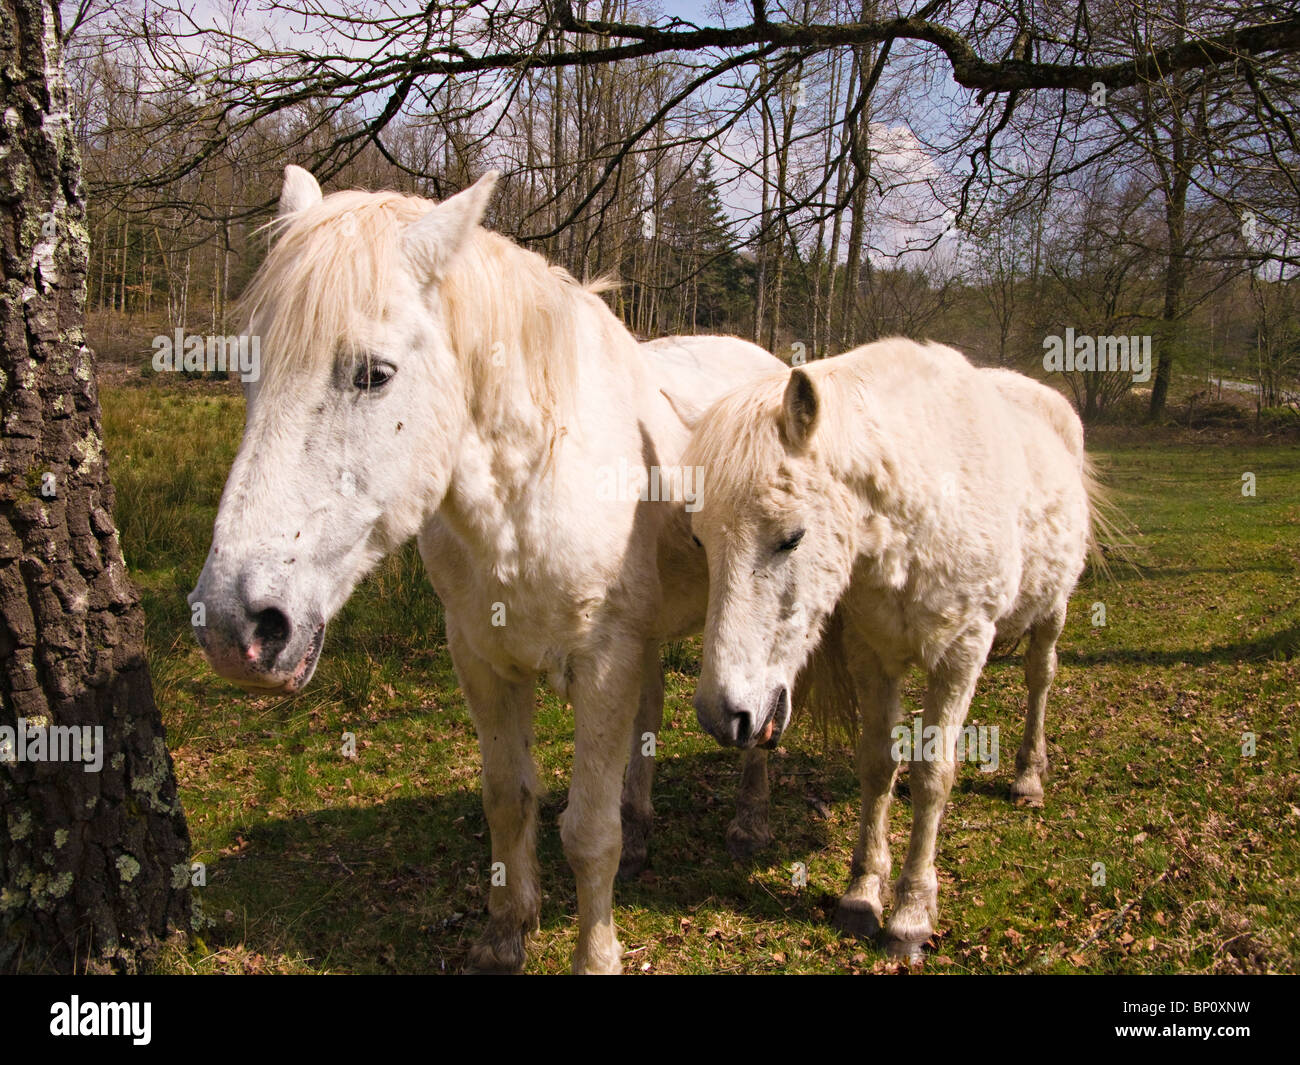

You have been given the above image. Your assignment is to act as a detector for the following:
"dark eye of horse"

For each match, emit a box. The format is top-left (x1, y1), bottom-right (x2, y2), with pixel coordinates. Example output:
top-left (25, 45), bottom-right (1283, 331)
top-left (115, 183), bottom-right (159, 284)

top-left (692, 534), bottom-right (702, 548)
top-left (777, 529), bottom-right (805, 553)
top-left (353, 360), bottom-right (395, 391)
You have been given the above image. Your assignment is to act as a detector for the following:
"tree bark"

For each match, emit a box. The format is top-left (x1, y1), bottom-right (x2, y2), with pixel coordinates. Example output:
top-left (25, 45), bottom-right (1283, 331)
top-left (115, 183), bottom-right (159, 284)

top-left (1, 0), bottom-right (190, 973)
top-left (1147, 0), bottom-right (1190, 421)
top-left (1150, 117), bottom-right (1189, 420)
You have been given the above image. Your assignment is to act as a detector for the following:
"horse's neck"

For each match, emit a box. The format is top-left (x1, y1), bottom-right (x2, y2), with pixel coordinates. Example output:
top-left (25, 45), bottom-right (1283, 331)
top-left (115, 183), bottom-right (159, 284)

top-left (437, 282), bottom-right (649, 583)
top-left (437, 424), bottom-right (549, 585)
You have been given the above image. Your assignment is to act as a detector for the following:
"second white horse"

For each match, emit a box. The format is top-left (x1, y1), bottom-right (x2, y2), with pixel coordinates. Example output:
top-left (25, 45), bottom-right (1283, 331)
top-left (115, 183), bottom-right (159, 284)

top-left (685, 338), bottom-right (1099, 959)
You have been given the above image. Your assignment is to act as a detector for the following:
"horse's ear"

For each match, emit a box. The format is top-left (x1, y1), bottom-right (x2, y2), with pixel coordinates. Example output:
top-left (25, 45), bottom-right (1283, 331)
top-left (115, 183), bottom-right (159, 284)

top-left (279, 165), bottom-right (323, 217)
top-left (782, 368), bottom-right (820, 450)
top-left (403, 170), bottom-right (500, 282)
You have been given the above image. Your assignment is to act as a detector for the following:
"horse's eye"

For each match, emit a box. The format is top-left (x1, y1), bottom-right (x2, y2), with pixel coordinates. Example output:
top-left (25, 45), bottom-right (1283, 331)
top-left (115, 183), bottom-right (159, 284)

top-left (692, 534), bottom-right (702, 548)
top-left (777, 529), bottom-right (805, 552)
top-left (353, 360), bottom-right (395, 390)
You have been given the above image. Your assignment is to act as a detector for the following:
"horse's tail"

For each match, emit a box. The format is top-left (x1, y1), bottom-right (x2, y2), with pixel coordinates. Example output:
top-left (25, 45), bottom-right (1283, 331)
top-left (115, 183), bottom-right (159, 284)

top-left (1081, 451), bottom-right (1138, 580)
top-left (792, 606), bottom-right (860, 746)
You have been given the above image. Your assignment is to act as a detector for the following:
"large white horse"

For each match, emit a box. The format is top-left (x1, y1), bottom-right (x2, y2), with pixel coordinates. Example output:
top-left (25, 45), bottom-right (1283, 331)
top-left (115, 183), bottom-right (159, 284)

top-left (188, 166), bottom-right (783, 973)
top-left (683, 338), bottom-right (1098, 960)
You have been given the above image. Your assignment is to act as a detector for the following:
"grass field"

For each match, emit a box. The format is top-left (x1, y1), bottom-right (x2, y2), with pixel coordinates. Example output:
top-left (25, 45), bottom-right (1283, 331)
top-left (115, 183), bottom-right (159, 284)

top-left (100, 382), bottom-right (1300, 974)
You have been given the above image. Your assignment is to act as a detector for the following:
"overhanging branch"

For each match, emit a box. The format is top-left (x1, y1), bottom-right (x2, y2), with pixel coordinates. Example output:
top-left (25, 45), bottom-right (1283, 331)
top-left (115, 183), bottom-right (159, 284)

top-left (538, 4), bottom-right (1300, 94)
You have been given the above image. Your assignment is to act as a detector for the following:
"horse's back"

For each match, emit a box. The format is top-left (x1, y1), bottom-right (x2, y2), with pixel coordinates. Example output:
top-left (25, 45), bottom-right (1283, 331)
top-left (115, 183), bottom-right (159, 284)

top-left (642, 335), bottom-right (784, 430)
top-left (828, 338), bottom-right (1036, 497)
top-left (836, 339), bottom-right (1084, 494)
top-left (980, 366), bottom-right (1085, 464)
top-left (827, 339), bottom-right (1090, 636)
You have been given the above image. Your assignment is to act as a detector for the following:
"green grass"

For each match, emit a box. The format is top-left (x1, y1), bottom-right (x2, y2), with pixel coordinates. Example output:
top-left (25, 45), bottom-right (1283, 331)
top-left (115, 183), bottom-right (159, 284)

top-left (101, 383), bottom-right (1300, 974)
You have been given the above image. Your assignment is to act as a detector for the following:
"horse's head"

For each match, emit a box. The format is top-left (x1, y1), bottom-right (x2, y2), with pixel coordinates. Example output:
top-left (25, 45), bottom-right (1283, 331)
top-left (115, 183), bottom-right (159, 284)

top-left (189, 165), bottom-right (497, 692)
top-left (685, 367), bottom-right (858, 748)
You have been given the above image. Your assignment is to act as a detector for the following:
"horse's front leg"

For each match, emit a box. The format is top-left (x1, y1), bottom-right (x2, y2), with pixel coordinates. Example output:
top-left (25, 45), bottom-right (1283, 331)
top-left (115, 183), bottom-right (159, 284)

top-left (561, 636), bottom-right (646, 974)
top-left (618, 641), bottom-right (663, 879)
top-left (447, 620), bottom-right (541, 974)
top-left (835, 652), bottom-right (903, 938)
top-left (888, 623), bottom-right (994, 962)
top-left (726, 748), bottom-right (773, 859)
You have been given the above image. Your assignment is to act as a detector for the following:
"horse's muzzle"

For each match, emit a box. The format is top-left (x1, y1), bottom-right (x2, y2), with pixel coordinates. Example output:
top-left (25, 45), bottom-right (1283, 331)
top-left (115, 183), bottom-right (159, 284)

top-left (190, 583), bottom-right (326, 693)
top-left (695, 686), bottom-right (790, 749)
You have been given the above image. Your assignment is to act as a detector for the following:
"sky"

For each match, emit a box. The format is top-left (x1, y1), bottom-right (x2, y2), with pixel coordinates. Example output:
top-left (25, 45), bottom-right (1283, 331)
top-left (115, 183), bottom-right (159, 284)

top-left (71, 0), bottom-right (999, 270)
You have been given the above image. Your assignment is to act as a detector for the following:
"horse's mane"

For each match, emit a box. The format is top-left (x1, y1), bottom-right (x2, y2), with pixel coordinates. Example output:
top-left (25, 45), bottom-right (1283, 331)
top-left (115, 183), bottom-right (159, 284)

top-left (683, 350), bottom-right (875, 502)
top-left (684, 339), bottom-right (1028, 506)
top-left (237, 188), bottom-right (604, 425)
top-left (683, 370), bottom-right (796, 500)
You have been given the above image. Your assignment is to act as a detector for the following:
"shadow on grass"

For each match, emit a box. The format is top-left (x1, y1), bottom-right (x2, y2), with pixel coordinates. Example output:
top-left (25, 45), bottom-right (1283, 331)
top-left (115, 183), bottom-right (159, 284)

top-left (1128, 563), bottom-right (1298, 579)
top-left (198, 746), bottom-right (879, 973)
top-left (1060, 618), bottom-right (1300, 668)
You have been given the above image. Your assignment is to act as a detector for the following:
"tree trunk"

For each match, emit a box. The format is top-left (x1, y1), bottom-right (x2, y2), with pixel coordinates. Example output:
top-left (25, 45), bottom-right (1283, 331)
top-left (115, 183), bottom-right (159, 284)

top-left (1149, 139), bottom-right (1188, 420)
top-left (1, 0), bottom-right (191, 974)
top-left (1148, 0), bottom-right (1189, 422)
top-left (753, 86), bottom-right (771, 344)
top-left (822, 48), bottom-right (857, 352)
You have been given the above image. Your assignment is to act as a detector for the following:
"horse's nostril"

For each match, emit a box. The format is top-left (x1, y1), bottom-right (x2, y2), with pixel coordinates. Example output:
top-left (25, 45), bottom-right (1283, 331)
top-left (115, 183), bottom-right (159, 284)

top-left (252, 606), bottom-right (291, 649)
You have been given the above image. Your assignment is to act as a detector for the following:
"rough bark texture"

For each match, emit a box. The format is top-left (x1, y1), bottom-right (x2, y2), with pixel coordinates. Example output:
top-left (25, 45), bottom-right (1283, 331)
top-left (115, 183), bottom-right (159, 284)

top-left (0, 0), bottom-right (191, 973)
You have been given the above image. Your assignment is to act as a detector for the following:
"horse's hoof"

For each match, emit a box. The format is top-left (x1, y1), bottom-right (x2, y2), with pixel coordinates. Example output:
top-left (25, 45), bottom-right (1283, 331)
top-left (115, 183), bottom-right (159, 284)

top-left (884, 888), bottom-right (935, 963)
top-left (464, 932), bottom-right (527, 974)
top-left (1012, 775), bottom-right (1045, 806)
top-left (1012, 761), bottom-right (1047, 803)
top-left (832, 897), bottom-right (884, 939)
top-left (572, 941), bottom-right (625, 975)
top-left (726, 821), bottom-right (773, 861)
top-left (573, 958), bottom-right (623, 975)
top-left (884, 935), bottom-right (927, 965)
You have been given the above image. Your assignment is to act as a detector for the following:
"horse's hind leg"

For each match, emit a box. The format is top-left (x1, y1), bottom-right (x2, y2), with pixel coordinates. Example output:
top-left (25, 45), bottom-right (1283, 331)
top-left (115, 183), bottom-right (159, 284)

top-left (727, 748), bottom-right (773, 860)
top-left (1013, 604), bottom-right (1066, 803)
top-left (834, 648), bottom-right (902, 938)
top-left (449, 621), bottom-right (541, 974)
top-left (619, 642), bottom-right (663, 879)
top-left (888, 623), bottom-right (994, 961)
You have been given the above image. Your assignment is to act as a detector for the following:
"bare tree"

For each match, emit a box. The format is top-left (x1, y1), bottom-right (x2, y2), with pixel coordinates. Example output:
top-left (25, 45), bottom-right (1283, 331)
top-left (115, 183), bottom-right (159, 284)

top-left (61, 0), bottom-right (1300, 411)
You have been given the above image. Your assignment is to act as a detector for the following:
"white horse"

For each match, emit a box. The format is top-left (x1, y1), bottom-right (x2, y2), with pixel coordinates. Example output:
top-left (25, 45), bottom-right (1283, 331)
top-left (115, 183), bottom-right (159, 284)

top-left (188, 166), bottom-right (783, 973)
top-left (683, 338), bottom-right (1098, 960)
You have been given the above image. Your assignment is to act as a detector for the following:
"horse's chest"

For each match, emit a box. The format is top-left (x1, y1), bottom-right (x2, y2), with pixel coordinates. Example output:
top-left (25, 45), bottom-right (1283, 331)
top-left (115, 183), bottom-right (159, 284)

top-left (463, 575), bottom-right (598, 663)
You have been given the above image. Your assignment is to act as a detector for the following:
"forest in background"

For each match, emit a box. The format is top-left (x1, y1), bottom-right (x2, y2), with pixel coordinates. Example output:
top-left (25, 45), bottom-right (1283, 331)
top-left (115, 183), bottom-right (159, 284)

top-left (63, 0), bottom-right (1300, 424)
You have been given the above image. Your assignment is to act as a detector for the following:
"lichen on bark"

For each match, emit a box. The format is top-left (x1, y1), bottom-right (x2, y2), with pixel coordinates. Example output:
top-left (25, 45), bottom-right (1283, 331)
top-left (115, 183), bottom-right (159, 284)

top-left (0, 0), bottom-right (192, 974)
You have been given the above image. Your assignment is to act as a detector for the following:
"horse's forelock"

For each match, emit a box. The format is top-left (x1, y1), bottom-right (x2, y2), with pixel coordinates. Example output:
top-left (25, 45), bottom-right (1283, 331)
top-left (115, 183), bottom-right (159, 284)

top-left (686, 372), bottom-right (794, 506)
top-left (239, 191), bottom-right (428, 386)
top-left (237, 188), bottom-right (585, 425)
